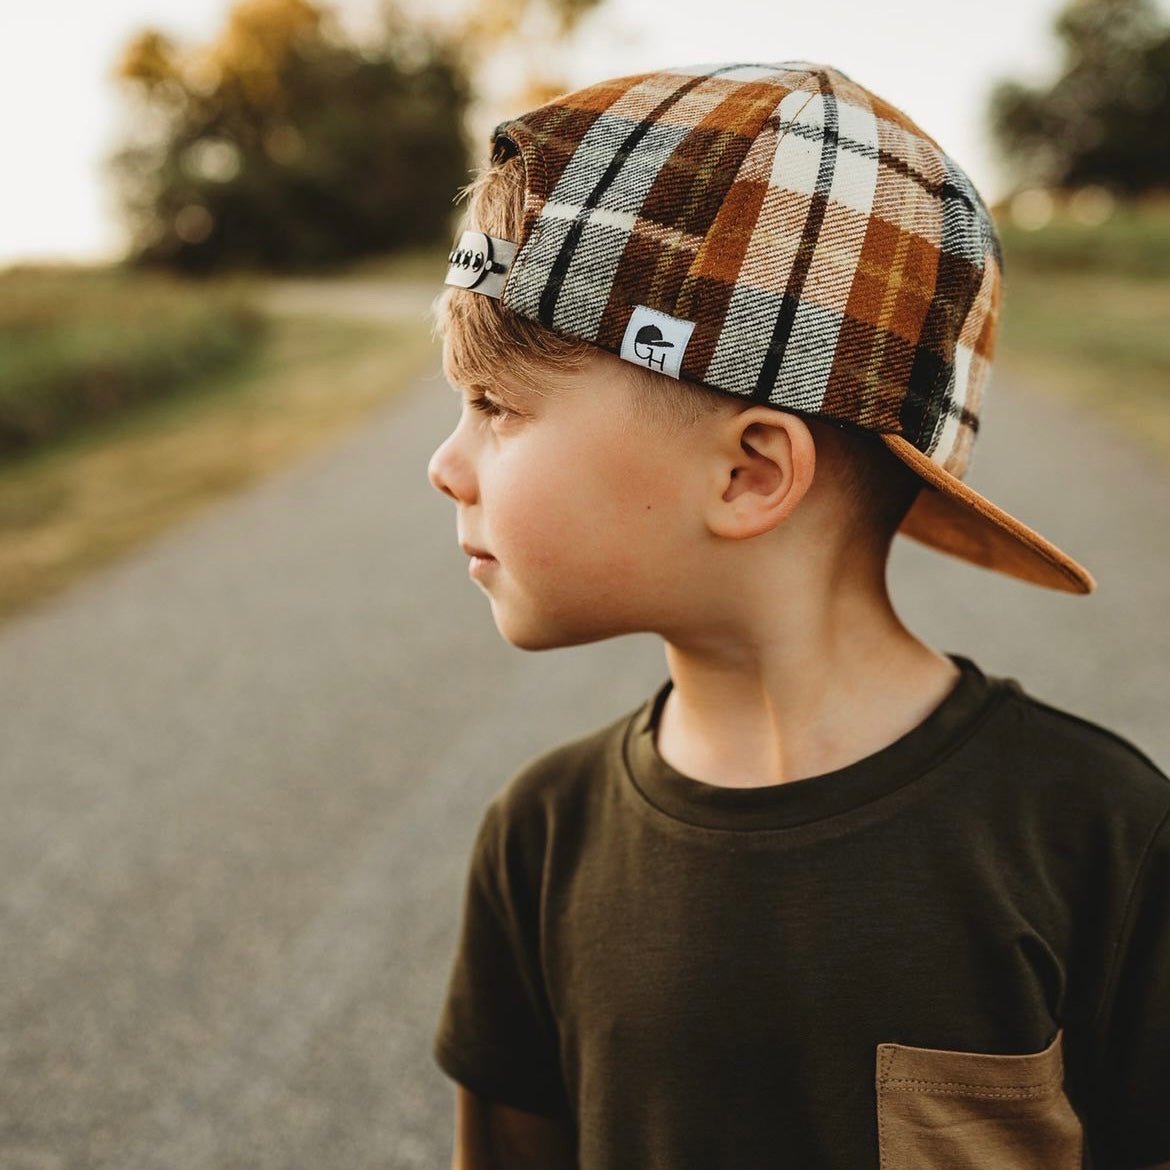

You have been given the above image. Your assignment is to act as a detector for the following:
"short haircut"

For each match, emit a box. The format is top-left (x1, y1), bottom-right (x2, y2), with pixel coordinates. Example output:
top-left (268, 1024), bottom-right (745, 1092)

top-left (431, 150), bottom-right (923, 561)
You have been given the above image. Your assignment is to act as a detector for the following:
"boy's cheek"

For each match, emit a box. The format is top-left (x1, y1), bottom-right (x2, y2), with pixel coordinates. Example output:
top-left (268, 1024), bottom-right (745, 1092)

top-left (591, 435), bottom-right (687, 515)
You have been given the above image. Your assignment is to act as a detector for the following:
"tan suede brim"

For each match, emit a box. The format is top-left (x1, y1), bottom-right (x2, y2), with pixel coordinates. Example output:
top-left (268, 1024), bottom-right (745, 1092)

top-left (881, 434), bottom-right (1096, 595)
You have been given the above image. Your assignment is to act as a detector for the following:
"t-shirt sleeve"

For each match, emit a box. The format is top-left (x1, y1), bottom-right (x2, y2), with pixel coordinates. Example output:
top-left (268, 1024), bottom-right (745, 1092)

top-left (1090, 802), bottom-right (1170, 1169)
top-left (432, 795), bottom-right (571, 1119)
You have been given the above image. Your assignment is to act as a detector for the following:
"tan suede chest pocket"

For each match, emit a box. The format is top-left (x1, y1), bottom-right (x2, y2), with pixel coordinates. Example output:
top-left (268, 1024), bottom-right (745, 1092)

top-left (875, 1027), bottom-right (1083, 1169)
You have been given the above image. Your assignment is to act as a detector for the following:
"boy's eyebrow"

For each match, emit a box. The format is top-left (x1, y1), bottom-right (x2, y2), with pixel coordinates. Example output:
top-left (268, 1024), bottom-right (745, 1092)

top-left (449, 376), bottom-right (541, 406)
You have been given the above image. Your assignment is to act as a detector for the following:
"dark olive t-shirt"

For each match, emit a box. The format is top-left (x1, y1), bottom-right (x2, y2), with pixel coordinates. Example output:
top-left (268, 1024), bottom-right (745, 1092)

top-left (432, 653), bottom-right (1170, 1170)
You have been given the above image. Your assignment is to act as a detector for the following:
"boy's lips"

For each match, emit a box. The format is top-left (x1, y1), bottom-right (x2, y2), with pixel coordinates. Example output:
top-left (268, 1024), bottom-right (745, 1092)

top-left (459, 541), bottom-right (495, 560)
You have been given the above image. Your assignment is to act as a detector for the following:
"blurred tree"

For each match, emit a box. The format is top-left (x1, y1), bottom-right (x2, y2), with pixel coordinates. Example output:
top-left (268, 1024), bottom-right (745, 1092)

top-left (394, 0), bottom-right (608, 140)
top-left (989, 0), bottom-right (1170, 195)
top-left (108, 0), bottom-right (474, 274)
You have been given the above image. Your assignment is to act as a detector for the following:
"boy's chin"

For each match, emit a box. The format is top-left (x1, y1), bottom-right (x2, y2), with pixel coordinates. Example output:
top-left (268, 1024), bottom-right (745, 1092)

top-left (489, 605), bottom-right (637, 652)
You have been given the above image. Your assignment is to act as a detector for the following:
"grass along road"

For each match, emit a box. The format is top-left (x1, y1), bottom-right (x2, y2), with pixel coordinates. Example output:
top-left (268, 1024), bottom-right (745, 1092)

top-left (995, 266), bottom-right (1170, 471)
top-left (0, 284), bottom-right (438, 627)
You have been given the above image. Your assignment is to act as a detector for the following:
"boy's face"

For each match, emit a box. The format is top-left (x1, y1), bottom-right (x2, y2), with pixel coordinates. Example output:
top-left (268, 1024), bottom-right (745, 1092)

top-left (427, 348), bottom-right (714, 650)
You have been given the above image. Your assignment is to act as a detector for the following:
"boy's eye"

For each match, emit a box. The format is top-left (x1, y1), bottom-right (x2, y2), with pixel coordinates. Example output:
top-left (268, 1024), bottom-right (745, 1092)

top-left (469, 393), bottom-right (513, 421)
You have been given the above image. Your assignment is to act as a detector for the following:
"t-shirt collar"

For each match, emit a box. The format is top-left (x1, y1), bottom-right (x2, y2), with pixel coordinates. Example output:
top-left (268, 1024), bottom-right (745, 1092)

top-left (622, 652), bottom-right (1003, 831)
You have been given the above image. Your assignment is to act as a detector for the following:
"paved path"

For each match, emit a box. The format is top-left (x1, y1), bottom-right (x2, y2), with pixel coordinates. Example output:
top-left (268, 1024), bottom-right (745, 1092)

top-left (1, 315), bottom-right (1168, 1167)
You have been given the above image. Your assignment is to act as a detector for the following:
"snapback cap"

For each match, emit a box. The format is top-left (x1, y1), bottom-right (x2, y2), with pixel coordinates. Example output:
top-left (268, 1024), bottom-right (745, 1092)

top-left (443, 61), bottom-right (1095, 594)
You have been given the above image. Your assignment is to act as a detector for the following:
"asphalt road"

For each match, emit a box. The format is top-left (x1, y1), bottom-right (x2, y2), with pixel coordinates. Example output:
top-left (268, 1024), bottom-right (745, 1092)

top-left (1, 338), bottom-right (1168, 1169)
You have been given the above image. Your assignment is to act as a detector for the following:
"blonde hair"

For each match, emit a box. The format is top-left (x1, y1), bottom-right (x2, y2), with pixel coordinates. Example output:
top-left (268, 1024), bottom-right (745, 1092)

top-left (430, 150), bottom-right (922, 555)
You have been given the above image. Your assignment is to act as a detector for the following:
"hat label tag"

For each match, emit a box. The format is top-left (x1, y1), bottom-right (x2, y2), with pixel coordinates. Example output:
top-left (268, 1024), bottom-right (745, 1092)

top-left (620, 305), bottom-right (695, 380)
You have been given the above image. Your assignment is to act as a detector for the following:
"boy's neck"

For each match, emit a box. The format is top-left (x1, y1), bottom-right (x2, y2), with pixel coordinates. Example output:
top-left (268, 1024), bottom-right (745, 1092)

top-left (655, 611), bottom-right (960, 791)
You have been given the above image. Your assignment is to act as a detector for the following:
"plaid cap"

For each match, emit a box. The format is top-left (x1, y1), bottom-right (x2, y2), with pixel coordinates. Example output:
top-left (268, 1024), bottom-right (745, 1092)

top-left (443, 61), bottom-right (1095, 594)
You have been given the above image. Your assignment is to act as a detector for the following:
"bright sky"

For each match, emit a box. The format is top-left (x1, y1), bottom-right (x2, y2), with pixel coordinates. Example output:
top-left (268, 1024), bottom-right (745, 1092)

top-left (3, 0), bottom-right (1166, 267)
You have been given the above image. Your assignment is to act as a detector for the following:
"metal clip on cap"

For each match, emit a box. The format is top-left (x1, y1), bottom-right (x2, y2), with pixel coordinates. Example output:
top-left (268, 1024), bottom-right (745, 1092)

top-left (443, 229), bottom-right (517, 300)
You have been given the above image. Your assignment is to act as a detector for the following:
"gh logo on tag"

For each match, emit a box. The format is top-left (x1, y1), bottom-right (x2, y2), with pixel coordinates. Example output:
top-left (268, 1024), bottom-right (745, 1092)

top-left (620, 305), bottom-right (695, 381)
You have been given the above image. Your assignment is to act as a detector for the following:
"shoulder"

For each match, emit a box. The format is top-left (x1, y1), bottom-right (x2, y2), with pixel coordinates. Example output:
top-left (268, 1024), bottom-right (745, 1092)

top-left (478, 697), bottom-right (644, 861)
top-left (1000, 678), bottom-right (1168, 786)
top-left (496, 711), bottom-right (625, 809)
top-left (992, 674), bottom-right (1170, 824)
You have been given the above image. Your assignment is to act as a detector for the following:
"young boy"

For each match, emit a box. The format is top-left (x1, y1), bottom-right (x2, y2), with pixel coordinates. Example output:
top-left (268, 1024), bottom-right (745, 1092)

top-left (425, 61), bottom-right (1170, 1170)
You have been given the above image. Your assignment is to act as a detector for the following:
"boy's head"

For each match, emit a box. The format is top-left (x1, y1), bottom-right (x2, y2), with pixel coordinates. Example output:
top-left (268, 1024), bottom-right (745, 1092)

top-left (428, 62), bottom-right (1093, 645)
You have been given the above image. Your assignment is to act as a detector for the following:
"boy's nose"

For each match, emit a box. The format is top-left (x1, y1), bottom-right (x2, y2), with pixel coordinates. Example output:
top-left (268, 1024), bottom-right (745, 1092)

top-left (427, 434), bottom-right (474, 503)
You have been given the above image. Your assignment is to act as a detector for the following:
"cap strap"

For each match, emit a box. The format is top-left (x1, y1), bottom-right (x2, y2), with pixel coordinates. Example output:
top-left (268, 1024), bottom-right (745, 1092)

top-left (444, 229), bottom-right (517, 299)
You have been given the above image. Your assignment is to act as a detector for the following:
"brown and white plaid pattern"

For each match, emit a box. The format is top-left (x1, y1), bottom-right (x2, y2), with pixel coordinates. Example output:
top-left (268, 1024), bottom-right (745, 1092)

top-left (488, 61), bottom-right (1001, 479)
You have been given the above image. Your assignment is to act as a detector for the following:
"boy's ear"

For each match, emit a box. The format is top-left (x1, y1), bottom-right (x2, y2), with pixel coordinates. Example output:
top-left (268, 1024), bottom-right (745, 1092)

top-left (704, 406), bottom-right (817, 540)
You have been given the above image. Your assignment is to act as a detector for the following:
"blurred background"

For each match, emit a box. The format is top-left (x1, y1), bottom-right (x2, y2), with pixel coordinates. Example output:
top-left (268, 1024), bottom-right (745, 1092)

top-left (1, 1), bottom-right (1168, 1166)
